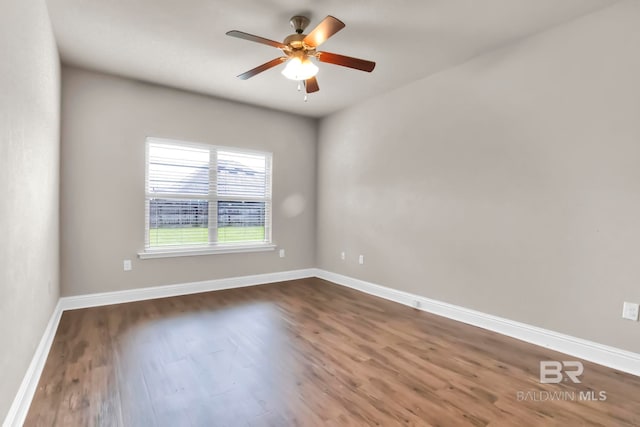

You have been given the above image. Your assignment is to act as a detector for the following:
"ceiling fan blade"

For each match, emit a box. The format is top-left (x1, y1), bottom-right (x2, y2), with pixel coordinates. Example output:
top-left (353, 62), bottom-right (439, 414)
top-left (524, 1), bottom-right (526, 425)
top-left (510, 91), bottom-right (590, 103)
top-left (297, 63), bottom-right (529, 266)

top-left (305, 77), bottom-right (319, 93)
top-left (316, 51), bottom-right (376, 72)
top-left (303, 16), bottom-right (345, 48)
top-left (226, 30), bottom-right (287, 49)
top-left (237, 57), bottom-right (287, 80)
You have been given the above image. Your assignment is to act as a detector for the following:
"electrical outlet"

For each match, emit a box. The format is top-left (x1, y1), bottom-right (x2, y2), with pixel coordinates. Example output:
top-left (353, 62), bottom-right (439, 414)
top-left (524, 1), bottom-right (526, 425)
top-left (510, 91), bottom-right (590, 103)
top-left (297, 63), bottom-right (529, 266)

top-left (123, 259), bottom-right (132, 272)
top-left (341, 251), bottom-right (346, 261)
top-left (359, 255), bottom-right (364, 265)
top-left (622, 302), bottom-right (639, 321)
top-left (279, 249), bottom-right (285, 258)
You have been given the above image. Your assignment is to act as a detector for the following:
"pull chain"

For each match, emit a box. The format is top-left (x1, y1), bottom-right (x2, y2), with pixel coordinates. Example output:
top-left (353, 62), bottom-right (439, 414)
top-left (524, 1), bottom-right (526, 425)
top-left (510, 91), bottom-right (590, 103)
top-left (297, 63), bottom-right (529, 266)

top-left (296, 80), bottom-right (309, 102)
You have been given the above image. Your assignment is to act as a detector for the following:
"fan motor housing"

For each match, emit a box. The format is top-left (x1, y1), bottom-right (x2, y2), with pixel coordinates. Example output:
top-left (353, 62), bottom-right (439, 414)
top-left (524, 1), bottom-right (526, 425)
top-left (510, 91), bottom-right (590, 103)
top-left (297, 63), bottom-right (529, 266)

top-left (283, 33), bottom-right (305, 49)
top-left (283, 33), bottom-right (317, 57)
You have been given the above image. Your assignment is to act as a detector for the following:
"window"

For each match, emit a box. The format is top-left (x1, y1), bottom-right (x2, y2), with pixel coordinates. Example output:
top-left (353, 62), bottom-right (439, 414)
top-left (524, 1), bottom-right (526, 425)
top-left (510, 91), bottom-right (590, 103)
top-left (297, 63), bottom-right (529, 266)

top-left (141, 138), bottom-right (273, 257)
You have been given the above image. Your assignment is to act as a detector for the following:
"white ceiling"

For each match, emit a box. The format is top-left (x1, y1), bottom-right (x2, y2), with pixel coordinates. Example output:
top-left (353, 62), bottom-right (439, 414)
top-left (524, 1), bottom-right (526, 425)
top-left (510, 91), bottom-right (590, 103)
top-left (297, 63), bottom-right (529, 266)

top-left (46, 0), bottom-right (614, 118)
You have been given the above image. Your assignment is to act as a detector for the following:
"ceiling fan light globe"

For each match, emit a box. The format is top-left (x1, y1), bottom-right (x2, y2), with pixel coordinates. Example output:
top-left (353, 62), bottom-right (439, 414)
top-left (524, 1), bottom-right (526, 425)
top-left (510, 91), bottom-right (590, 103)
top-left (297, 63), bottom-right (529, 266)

top-left (281, 57), bottom-right (319, 81)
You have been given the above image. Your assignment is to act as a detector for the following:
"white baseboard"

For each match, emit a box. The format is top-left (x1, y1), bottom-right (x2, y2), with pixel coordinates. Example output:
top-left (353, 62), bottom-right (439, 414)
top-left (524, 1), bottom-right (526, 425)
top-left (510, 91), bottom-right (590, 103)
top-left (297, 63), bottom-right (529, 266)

top-left (3, 300), bottom-right (63, 427)
top-left (315, 269), bottom-right (640, 377)
top-left (3, 268), bottom-right (315, 427)
top-left (59, 268), bottom-right (317, 311)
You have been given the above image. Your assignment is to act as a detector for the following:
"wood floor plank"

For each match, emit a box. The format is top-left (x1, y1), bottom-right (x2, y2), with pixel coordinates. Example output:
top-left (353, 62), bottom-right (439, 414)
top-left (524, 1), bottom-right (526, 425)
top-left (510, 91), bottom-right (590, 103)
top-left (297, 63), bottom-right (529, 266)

top-left (24, 278), bottom-right (640, 426)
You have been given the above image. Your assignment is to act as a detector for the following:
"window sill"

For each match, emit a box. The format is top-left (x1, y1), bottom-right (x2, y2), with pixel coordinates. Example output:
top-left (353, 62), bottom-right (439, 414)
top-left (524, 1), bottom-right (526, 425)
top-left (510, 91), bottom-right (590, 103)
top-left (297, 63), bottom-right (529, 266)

top-left (138, 243), bottom-right (276, 259)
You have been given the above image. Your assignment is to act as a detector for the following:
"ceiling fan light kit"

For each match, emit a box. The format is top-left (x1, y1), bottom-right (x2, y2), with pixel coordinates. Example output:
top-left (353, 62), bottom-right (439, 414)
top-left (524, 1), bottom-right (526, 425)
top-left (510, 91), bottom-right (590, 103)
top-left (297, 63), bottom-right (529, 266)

top-left (281, 57), bottom-right (318, 81)
top-left (226, 15), bottom-right (376, 96)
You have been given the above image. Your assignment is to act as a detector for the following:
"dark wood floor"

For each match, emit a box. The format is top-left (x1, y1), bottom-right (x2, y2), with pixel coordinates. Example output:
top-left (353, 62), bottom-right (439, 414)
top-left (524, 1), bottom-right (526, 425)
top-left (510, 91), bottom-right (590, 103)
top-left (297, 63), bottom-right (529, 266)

top-left (25, 278), bottom-right (640, 426)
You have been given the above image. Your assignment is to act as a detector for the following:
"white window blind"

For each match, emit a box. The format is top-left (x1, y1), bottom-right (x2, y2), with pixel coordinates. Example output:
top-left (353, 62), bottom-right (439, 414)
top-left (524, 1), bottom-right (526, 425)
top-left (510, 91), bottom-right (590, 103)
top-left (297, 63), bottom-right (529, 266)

top-left (145, 138), bottom-right (272, 251)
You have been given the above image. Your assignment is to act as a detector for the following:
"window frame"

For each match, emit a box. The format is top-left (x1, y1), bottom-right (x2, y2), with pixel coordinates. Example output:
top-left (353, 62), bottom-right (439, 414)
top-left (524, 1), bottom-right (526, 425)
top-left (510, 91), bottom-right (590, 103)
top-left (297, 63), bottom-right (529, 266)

top-left (138, 137), bottom-right (275, 259)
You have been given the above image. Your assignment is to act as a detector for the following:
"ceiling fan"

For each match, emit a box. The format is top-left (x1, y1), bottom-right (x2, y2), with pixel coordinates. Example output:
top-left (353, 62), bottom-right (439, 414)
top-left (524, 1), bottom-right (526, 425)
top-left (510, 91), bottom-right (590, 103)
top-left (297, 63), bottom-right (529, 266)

top-left (226, 15), bottom-right (376, 94)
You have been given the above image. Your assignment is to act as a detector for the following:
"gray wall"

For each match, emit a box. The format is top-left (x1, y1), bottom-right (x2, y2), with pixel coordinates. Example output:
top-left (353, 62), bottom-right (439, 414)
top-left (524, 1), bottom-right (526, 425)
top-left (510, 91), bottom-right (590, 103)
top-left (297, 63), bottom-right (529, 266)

top-left (0, 0), bottom-right (60, 421)
top-left (60, 67), bottom-right (316, 296)
top-left (317, 1), bottom-right (640, 353)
